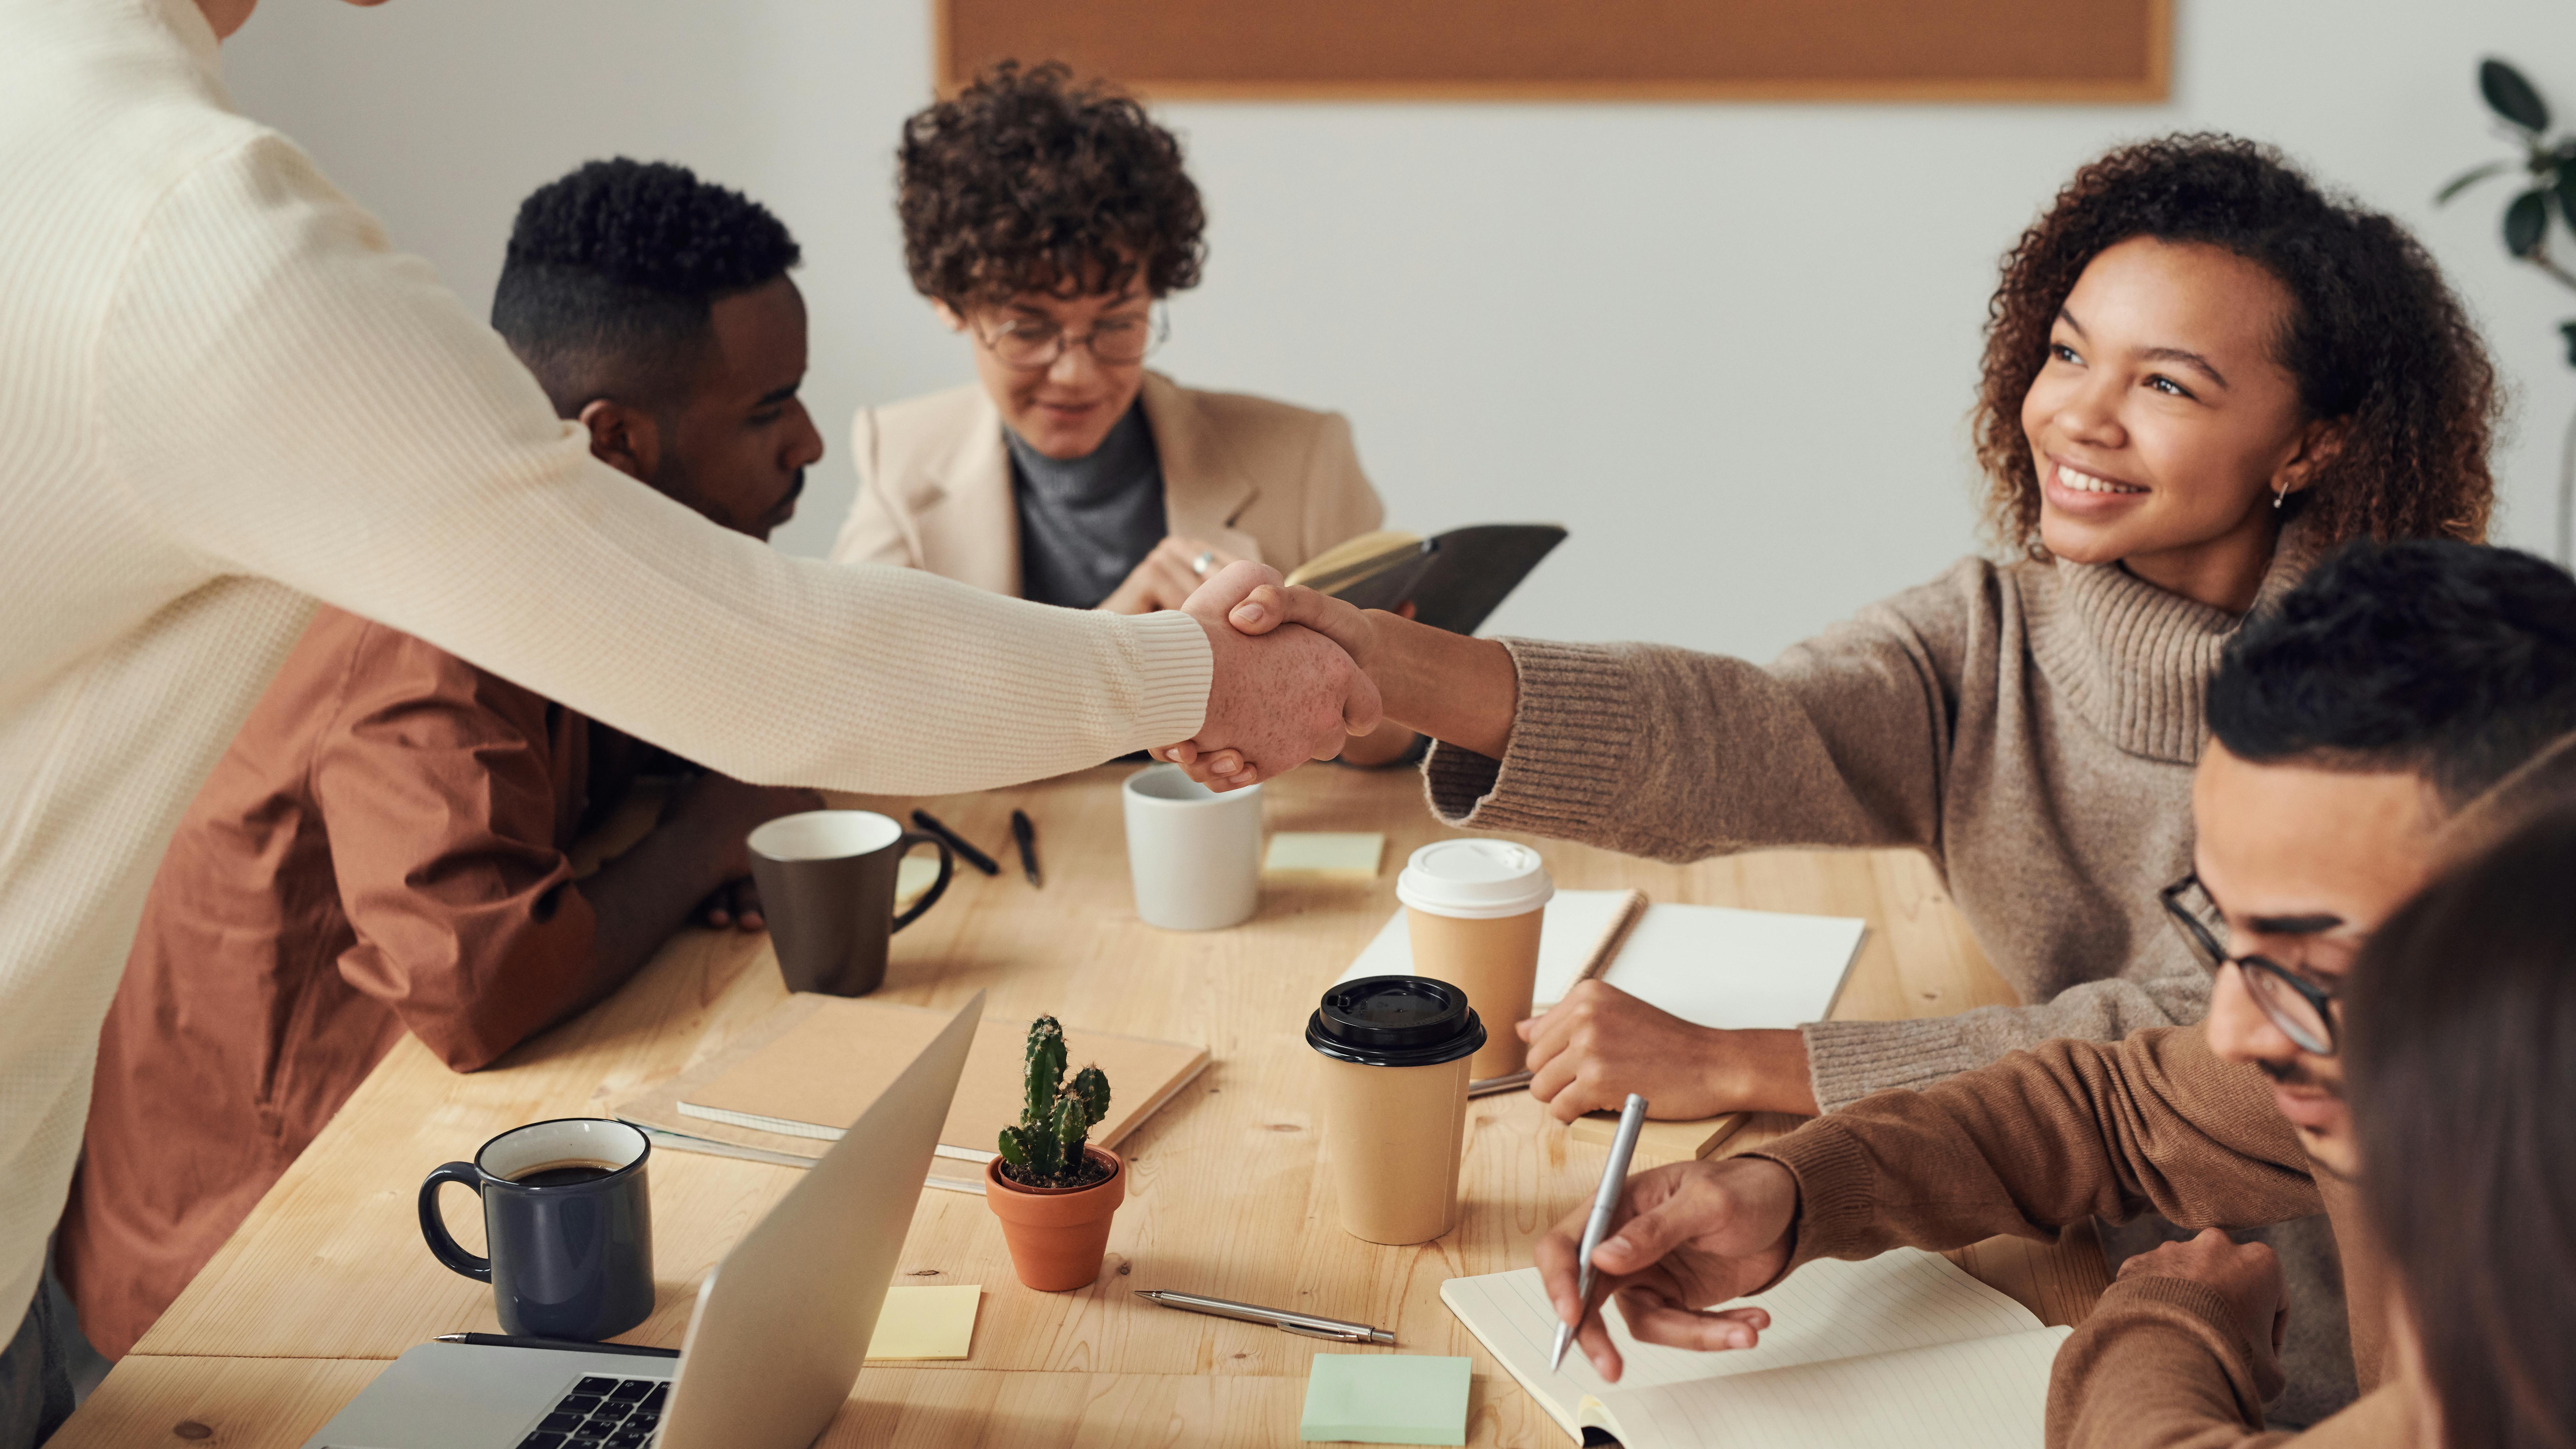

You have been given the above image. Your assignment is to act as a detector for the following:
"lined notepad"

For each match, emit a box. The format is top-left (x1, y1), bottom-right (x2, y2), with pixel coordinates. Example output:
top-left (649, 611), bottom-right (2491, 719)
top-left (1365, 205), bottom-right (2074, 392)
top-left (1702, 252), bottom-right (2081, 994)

top-left (1441, 1249), bottom-right (2069, 1447)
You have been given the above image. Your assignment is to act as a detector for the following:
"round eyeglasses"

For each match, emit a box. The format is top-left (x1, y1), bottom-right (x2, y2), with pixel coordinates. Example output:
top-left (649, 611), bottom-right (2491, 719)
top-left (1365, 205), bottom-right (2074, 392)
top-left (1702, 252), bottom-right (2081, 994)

top-left (2157, 875), bottom-right (2341, 1056)
top-left (972, 308), bottom-right (1167, 370)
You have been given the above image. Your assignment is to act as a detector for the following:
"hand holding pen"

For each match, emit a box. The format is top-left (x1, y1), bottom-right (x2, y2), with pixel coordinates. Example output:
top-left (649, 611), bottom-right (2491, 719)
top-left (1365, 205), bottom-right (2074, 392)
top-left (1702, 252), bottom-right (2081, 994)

top-left (1531, 1141), bottom-right (1802, 1382)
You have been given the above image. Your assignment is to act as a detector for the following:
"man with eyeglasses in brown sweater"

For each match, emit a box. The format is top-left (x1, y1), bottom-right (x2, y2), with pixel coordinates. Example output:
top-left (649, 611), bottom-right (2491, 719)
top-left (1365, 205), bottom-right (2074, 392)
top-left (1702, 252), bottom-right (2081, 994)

top-left (1531, 539), bottom-right (2576, 1447)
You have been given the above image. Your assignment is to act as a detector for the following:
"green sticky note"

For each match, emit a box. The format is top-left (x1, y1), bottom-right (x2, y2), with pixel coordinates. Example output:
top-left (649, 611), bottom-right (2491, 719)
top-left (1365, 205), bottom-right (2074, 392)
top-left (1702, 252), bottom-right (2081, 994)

top-left (1299, 1354), bottom-right (1470, 1445)
top-left (1264, 831), bottom-right (1386, 880)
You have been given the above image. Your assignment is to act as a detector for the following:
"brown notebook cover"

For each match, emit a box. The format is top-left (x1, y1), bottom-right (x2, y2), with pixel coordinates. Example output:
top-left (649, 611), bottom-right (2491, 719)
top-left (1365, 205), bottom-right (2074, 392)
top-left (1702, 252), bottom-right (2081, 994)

top-left (615, 995), bottom-right (1208, 1175)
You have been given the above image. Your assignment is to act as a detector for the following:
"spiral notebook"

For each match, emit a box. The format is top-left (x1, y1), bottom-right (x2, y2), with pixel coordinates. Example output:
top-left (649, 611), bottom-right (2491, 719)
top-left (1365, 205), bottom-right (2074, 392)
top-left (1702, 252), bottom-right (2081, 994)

top-left (1440, 1249), bottom-right (2069, 1448)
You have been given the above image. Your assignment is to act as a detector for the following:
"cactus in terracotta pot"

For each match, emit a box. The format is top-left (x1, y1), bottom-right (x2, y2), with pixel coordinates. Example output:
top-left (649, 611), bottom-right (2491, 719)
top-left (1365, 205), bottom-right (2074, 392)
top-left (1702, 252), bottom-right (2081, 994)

top-left (986, 1015), bottom-right (1128, 1290)
top-left (996, 1016), bottom-right (1113, 1188)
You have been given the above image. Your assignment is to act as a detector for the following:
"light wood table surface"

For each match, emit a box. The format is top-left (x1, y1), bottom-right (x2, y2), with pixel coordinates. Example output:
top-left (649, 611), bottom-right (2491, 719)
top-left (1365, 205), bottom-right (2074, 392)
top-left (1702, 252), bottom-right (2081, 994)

top-left (64, 764), bottom-right (2107, 1448)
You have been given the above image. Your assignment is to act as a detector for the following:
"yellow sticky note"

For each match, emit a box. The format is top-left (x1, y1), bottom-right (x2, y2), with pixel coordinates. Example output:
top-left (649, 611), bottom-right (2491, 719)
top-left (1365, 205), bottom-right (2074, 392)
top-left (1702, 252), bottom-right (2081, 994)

top-left (864, 1285), bottom-right (982, 1360)
top-left (1264, 832), bottom-right (1386, 881)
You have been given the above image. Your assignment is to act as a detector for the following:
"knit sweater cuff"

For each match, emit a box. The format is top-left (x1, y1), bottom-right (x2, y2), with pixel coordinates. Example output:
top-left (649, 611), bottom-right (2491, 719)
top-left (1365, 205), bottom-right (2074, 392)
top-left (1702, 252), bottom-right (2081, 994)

top-left (1799, 1016), bottom-right (1990, 1113)
top-left (1124, 610), bottom-right (1216, 747)
top-left (2085, 1275), bottom-right (2266, 1394)
top-left (1422, 639), bottom-right (1639, 831)
top-left (1745, 1121), bottom-right (1880, 1272)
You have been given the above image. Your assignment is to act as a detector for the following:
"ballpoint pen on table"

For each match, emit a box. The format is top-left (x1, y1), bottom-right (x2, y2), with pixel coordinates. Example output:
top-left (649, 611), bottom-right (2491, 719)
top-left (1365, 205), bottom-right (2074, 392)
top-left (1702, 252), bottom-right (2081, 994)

top-left (1552, 1091), bottom-right (1648, 1372)
top-left (1010, 808), bottom-right (1042, 887)
top-left (911, 808), bottom-right (1001, 876)
top-left (435, 1333), bottom-right (679, 1359)
top-left (1133, 1290), bottom-right (1395, 1345)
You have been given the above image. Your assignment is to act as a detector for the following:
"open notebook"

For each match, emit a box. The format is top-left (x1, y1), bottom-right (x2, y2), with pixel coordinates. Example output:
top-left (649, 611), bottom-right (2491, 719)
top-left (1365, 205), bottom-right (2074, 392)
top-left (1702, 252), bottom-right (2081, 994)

top-left (1442, 1249), bottom-right (2069, 1448)
top-left (1339, 890), bottom-right (1866, 1158)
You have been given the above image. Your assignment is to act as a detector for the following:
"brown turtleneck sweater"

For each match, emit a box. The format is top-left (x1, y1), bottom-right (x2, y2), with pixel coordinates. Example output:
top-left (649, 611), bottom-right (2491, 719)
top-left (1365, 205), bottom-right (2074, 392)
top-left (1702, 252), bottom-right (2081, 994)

top-left (1422, 524), bottom-right (2358, 1422)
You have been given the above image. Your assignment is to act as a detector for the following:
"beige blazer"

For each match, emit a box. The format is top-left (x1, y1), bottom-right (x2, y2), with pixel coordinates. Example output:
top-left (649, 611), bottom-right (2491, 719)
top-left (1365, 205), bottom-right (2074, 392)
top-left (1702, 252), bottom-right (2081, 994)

top-left (829, 371), bottom-right (1385, 595)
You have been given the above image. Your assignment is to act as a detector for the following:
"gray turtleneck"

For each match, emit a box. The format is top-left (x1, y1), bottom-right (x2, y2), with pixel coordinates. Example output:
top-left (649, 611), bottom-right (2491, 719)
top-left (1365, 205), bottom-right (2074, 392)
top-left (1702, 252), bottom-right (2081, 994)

top-left (1004, 402), bottom-right (1166, 610)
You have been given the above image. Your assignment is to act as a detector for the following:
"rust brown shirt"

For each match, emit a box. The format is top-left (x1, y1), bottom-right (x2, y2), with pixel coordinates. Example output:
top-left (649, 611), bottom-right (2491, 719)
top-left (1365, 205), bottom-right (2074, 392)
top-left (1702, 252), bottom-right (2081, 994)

top-left (58, 606), bottom-right (627, 1356)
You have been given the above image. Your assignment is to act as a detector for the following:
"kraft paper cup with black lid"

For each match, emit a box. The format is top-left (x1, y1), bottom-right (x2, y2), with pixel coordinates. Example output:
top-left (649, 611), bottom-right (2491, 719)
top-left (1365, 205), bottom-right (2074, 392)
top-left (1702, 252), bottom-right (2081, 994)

top-left (1306, 975), bottom-right (1487, 1245)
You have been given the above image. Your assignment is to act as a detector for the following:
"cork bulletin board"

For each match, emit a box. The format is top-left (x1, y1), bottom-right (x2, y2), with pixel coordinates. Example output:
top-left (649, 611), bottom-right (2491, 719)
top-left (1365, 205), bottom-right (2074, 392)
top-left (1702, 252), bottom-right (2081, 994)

top-left (935, 0), bottom-right (2171, 103)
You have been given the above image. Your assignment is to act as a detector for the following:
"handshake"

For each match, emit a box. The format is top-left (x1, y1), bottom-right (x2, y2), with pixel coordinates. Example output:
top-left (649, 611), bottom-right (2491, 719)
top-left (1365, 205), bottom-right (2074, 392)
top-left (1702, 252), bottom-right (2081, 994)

top-left (1156, 560), bottom-right (1399, 789)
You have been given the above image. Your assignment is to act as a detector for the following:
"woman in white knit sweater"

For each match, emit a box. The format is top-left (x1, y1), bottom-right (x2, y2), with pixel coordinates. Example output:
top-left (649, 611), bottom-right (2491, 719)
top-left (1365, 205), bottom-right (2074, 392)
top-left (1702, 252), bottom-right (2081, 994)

top-left (0, 0), bottom-right (1375, 1432)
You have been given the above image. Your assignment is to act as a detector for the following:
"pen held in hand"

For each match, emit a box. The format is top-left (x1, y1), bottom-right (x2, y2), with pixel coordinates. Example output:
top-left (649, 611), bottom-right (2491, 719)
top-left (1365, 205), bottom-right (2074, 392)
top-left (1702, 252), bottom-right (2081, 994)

top-left (1552, 1091), bottom-right (1649, 1373)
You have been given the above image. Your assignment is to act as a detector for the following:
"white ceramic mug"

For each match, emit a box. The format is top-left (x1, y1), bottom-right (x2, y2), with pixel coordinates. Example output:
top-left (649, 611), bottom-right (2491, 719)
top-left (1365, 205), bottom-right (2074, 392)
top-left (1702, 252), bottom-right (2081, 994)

top-left (1122, 764), bottom-right (1262, 930)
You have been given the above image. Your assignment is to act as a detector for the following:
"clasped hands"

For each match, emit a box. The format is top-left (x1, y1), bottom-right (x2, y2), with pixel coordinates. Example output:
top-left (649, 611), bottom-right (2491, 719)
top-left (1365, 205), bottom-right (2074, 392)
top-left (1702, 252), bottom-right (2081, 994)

top-left (1155, 562), bottom-right (1385, 786)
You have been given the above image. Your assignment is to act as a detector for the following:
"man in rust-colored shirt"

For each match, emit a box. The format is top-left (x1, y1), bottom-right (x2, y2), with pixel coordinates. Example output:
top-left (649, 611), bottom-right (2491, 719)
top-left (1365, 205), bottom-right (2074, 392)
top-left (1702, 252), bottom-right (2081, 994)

top-left (58, 160), bottom-right (825, 1356)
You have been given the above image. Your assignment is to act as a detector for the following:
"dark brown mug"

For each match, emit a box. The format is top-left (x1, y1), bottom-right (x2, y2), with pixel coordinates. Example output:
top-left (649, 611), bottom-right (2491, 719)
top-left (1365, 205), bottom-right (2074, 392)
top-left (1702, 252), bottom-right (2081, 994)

top-left (745, 810), bottom-right (953, 996)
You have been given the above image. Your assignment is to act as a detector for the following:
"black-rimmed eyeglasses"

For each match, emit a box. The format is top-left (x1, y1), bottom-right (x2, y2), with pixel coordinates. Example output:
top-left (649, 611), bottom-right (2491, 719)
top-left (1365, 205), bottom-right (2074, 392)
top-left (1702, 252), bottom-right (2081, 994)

top-left (2158, 874), bottom-right (2342, 1056)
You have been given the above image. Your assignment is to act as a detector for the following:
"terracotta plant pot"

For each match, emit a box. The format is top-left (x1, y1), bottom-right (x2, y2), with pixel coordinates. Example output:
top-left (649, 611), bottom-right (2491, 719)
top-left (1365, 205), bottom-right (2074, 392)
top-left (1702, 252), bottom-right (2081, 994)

top-left (985, 1146), bottom-right (1126, 1292)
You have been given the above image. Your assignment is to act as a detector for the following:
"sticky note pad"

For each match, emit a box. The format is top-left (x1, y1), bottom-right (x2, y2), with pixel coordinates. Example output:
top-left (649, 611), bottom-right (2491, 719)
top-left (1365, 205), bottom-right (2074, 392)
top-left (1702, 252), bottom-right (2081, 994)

top-left (1299, 1354), bottom-right (1470, 1445)
top-left (1265, 832), bottom-right (1386, 881)
top-left (863, 1285), bottom-right (981, 1360)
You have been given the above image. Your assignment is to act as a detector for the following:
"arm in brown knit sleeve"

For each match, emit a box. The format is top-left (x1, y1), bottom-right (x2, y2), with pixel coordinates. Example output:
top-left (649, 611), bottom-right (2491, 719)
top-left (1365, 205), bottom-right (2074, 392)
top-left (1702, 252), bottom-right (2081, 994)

top-left (2050, 1282), bottom-right (2419, 1449)
top-left (1749, 1027), bottom-right (2323, 1265)
top-left (1421, 560), bottom-right (2000, 861)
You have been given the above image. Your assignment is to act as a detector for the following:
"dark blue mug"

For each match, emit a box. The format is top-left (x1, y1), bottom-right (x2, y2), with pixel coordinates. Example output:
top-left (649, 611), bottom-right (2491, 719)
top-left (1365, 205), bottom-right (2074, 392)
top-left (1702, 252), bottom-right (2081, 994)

top-left (419, 1117), bottom-right (656, 1341)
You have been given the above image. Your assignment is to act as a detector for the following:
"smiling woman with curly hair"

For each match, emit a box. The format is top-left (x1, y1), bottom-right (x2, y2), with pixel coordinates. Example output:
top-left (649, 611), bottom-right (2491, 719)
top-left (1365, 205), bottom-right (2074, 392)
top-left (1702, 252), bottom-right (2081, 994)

top-left (1200, 129), bottom-right (2502, 1427)
top-left (831, 61), bottom-right (1416, 763)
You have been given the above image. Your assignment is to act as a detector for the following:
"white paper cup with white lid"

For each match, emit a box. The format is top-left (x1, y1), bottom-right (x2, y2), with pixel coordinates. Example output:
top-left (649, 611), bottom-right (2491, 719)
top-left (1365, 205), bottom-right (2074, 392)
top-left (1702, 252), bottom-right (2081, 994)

top-left (1398, 840), bottom-right (1553, 1078)
top-left (1123, 764), bottom-right (1263, 930)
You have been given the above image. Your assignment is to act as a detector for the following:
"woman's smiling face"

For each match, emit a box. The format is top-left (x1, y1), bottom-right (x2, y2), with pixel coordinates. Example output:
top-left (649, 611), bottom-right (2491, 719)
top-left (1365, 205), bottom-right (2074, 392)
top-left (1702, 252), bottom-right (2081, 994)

top-left (2020, 236), bottom-right (2340, 611)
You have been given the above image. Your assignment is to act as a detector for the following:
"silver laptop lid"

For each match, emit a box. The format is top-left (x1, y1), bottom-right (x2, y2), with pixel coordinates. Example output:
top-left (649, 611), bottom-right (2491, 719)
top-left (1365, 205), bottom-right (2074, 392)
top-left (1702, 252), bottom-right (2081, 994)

top-left (656, 989), bottom-right (983, 1449)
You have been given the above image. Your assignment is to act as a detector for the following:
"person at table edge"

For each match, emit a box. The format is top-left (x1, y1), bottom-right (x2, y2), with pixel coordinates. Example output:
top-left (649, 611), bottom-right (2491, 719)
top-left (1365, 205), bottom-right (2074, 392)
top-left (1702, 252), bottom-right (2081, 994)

top-left (0, 0), bottom-right (1376, 1436)
top-left (1526, 540), bottom-right (2576, 1447)
top-left (1189, 137), bottom-right (2500, 1422)
top-left (57, 159), bottom-right (837, 1362)
top-left (828, 62), bottom-right (1417, 765)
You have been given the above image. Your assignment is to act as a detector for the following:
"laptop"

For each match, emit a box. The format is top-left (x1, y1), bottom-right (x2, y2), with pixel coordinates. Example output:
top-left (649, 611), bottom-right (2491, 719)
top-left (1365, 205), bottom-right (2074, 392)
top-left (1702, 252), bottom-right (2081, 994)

top-left (300, 990), bottom-right (985, 1449)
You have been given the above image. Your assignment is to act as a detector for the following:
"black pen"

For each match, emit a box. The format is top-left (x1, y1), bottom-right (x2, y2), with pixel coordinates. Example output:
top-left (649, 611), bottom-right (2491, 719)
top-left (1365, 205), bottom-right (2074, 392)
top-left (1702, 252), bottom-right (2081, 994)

top-left (436, 1332), bottom-right (679, 1359)
top-left (912, 809), bottom-right (1000, 876)
top-left (1010, 809), bottom-right (1042, 887)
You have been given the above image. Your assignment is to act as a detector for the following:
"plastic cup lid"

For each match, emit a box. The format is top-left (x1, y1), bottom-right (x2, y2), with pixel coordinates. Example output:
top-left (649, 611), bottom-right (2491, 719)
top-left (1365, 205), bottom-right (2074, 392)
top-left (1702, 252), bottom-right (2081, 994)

top-left (1305, 976), bottom-right (1487, 1067)
top-left (1395, 839), bottom-right (1553, 920)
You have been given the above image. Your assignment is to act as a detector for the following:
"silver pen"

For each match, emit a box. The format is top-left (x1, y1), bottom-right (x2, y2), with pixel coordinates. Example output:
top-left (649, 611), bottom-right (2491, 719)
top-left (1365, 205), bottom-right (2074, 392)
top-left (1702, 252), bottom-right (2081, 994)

top-left (1552, 1092), bottom-right (1649, 1372)
top-left (1134, 1289), bottom-right (1396, 1345)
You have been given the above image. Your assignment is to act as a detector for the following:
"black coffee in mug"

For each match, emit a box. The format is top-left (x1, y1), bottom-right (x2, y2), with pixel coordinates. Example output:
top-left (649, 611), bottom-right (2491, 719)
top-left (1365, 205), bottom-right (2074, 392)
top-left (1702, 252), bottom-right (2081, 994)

top-left (420, 1119), bottom-right (654, 1341)
top-left (508, 1159), bottom-right (623, 1188)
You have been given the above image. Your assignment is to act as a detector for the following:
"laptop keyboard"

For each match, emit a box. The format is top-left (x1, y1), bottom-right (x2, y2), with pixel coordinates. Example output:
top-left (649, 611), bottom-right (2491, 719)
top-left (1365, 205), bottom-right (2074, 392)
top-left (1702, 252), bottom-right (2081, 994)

top-left (515, 1376), bottom-right (666, 1448)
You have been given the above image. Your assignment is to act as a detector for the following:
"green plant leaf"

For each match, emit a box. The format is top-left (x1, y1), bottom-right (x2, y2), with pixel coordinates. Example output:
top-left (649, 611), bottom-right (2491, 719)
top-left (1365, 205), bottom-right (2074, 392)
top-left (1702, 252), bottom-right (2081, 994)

top-left (1067, 1065), bottom-right (1111, 1129)
top-left (2507, 188), bottom-right (2551, 257)
top-left (2559, 320), bottom-right (2576, 368)
top-left (997, 1125), bottom-right (1031, 1170)
top-left (2483, 58), bottom-right (2551, 132)
top-left (2553, 168), bottom-right (2576, 232)
top-left (2437, 159), bottom-right (2513, 204)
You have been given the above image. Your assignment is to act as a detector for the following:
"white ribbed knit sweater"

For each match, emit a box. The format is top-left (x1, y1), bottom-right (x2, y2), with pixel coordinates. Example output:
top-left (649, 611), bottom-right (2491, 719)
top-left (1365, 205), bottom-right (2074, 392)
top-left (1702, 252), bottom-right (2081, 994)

top-left (0, 0), bottom-right (1211, 1329)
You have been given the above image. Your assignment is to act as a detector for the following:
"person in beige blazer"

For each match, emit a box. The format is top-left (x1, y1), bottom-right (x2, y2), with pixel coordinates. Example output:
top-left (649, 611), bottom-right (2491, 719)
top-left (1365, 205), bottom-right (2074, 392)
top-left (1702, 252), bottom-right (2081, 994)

top-left (831, 60), bottom-right (1415, 762)
top-left (831, 369), bottom-right (1384, 609)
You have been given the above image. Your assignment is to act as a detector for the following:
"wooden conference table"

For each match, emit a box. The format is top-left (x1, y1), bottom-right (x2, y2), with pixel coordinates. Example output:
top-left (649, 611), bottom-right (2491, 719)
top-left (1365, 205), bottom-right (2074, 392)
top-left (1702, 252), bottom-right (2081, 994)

top-left (56, 764), bottom-right (2109, 1448)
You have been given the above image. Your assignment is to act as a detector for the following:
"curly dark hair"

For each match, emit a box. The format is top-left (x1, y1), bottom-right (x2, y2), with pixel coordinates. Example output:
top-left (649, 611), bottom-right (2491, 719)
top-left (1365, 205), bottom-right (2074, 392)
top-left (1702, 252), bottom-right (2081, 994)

top-left (898, 61), bottom-right (1205, 307)
top-left (492, 158), bottom-right (800, 413)
top-left (1973, 134), bottom-right (2497, 558)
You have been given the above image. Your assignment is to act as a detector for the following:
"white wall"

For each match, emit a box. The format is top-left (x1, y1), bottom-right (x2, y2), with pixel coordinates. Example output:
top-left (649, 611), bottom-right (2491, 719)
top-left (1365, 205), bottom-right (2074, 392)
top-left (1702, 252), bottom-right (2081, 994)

top-left (223, 0), bottom-right (2576, 660)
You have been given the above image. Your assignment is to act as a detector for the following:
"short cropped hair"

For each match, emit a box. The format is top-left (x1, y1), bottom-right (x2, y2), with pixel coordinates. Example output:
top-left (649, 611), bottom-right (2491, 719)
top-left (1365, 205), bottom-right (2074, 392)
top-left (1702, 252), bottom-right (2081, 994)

top-left (2207, 540), bottom-right (2576, 806)
top-left (1976, 135), bottom-right (2497, 556)
top-left (897, 61), bottom-right (1205, 308)
top-left (491, 158), bottom-right (801, 416)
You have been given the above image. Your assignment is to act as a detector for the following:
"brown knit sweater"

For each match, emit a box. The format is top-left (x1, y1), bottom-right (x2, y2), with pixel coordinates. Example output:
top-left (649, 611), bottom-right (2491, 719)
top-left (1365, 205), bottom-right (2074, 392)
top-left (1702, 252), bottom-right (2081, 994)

top-left (1750, 1027), bottom-right (2403, 1447)
top-left (1424, 521), bottom-right (2323, 1109)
